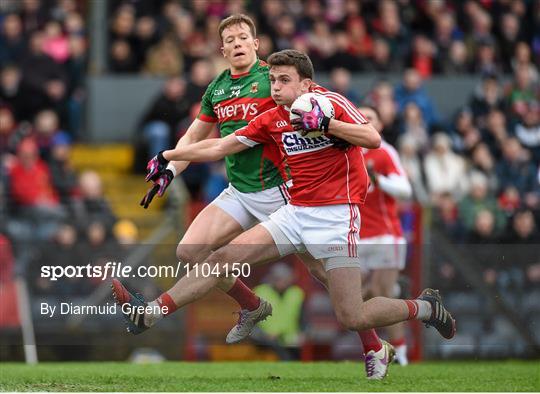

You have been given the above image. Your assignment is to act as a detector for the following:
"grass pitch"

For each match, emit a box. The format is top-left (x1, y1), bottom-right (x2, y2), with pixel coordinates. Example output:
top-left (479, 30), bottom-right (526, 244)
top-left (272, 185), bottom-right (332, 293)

top-left (1, 360), bottom-right (539, 392)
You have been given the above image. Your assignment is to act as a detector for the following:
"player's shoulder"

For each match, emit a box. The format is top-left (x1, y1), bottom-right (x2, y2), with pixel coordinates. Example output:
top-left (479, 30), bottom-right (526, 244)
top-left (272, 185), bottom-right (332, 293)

top-left (257, 59), bottom-right (270, 72)
top-left (379, 140), bottom-right (400, 158)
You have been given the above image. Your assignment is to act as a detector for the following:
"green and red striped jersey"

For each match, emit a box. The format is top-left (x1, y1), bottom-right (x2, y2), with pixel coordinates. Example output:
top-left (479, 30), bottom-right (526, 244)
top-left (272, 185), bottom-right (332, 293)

top-left (197, 60), bottom-right (287, 193)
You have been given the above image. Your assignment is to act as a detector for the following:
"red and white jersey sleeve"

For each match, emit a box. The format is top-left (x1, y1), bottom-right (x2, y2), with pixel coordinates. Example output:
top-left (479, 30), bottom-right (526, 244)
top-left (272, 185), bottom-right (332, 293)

top-left (360, 141), bottom-right (408, 238)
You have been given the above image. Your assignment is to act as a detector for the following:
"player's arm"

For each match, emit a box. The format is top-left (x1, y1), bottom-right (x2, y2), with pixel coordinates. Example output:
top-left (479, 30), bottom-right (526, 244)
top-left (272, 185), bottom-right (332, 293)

top-left (162, 133), bottom-right (248, 162)
top-left (326, 120), bottom-right (381, 149)
top-left (168, 118), bottom-right (216, 174)
top-left (374, 173), bottom-right (413, 199)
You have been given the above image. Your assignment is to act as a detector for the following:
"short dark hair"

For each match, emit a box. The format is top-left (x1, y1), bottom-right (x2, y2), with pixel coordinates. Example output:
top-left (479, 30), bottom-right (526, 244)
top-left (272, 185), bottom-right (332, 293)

top-left (218, 14), bottom-right (256, 41)
top-left (267, 49), bottom-right (314, 80)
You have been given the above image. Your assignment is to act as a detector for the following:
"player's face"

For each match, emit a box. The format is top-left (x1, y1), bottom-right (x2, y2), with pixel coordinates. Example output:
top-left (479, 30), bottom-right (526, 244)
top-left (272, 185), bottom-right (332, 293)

top-left (269, 66), bottom-right (311, 106)
top-left (221, 23), bottom-right (259, 73)
top-left (358, 107), bottom-right (383, 133)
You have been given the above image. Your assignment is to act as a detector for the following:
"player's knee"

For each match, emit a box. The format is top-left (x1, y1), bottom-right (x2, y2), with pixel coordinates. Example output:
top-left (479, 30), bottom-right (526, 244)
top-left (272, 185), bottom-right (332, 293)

top-left (176, 244), bottom-right (207, 265)
top-left (336, 309), bottom-right (369, 331)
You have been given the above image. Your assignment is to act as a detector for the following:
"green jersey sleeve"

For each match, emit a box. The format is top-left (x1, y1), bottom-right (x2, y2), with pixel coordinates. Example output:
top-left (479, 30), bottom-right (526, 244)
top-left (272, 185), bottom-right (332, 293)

top-left (197, 80), bottom-right (218, 123)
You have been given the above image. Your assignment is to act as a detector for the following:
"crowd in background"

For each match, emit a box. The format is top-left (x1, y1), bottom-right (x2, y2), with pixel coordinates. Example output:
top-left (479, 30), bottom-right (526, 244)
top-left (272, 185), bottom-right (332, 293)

top-left (1, 0), bottom-right (539, 298)
top-left (0, 0), bottom-right (139, 296)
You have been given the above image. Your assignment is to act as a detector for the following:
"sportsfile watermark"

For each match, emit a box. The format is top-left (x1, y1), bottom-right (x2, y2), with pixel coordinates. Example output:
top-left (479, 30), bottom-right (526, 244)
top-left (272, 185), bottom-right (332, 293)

top-left (40, 261), bottom-right (252, 281)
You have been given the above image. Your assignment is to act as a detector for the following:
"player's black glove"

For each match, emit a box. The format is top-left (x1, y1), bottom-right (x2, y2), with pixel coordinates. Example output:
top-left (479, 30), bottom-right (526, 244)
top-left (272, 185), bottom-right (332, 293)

top-left (140, 169), bottom-right (174, 209)
top-left (145, 151), bottom-right (169, 182)
top-left (328, 135), bottom-right (352, 151)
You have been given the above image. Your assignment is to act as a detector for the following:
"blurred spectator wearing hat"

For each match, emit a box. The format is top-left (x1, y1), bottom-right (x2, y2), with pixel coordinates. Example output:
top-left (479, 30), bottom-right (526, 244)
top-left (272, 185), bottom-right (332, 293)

top-left (252, 263), bottom-right (306, 361)
top-left (48, 132), bottom-right (78, 206)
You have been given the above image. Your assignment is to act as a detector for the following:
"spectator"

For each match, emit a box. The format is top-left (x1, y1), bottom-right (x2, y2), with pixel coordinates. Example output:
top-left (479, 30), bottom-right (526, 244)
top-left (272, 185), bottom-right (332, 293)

top-left (473, 38), bottom-right (499, 75)
top-left (441, 40), bottom-right (470, 75)
top-left (48, 133), bottom-right (78, 206)
top-left (495, 137), bottom-right (538, 199)
top-left (139, 76), bottom-right (190, 158)
top-left (306, 20), bottom-right (335, 71)
top-left (507, 64), bottom-right (539, 120)
top-left (498, 12), bottom-right (523, 73)
top-left (372, 0), bottom-right (409, 61)
top-left (433, 192), bottom-right (462, 241)
top-left (20, 30), bottom-right (69, 124)
top-left (42, 20), bottom-right (69, 64)
top-left (109, 39), bottom-right (138, 73)
top-left (184, 59), bottom-right (214, 108)
top-left (176, 103), bottom-right (211, 201)
top-left (8, 138), bottom-right (60, 209)
top-left (406, 34), bottom-right (440, 78)
top-left (511, 42), bottom-right (539, 84)
top-left (274, 14), bottom-right (296, 51)
top-left (398, 134), bottom-right (429, 204)
top-left (253, 263), bottom-right (305, 361)
top-left (133, 16), bottom-right (159, 67)
top-left (466, 209), bottom-right (503, 286)
top-left (469, 73), bottom-right (505, 127)
top-left (450, 108), bottom-right (481, 156)
top-left (65, 35), bottom-right (87, 138)
top-left (424, 132), bottom-right (468, 202)
top-left (109, 4), bottom-right (135, 45)
top-left (73, 170), bottom-right (116, 232)
top-left (394, 68), bottom-right (439, 128)
top-left (143, 36), bottom-right (183, 77)
top-left (364, 36), bottom-right (401, 73)
top-left (433, 13), bottom-right (463, 70)
top-left (481, 109), bottom-right (508, 160)
top-left (346, 16), bottom-right (373, 60)
top-left (459, 172), bottom-right (506, 233)
top-left (327, 30), bottom-right (360, 72)
top-left (470, 143), bottom-right (498, 193)
top-left (513, 102), bottom-right (540, 164)
top-left (329, 68), bottom-right (360, 105)
top-left (399, 102), bottom-right (430, 154)
top-left (31, 223), bottom-right (85, 296)
top-left (256, 34), bottom-right (274, 61)
top-left (0, 14), bottom-right (27, 67)
top-left (32, 109), bottom-right (70, 161)
top-left (0, 105), bottom-right (17, 156)
top-left (0, 65), bottom-right (25, 121)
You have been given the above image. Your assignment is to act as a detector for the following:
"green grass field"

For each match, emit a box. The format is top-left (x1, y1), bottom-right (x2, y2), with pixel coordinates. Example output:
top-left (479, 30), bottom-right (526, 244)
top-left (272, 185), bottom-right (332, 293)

top-left (1, 361), bottom-right (539, 392)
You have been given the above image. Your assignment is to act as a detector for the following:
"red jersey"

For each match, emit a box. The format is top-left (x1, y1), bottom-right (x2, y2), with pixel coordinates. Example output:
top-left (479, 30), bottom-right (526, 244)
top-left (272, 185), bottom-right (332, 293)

top-left (360, 141), bottom-right (406, 238)
top-left (235, 85), bottom-right (370, 206)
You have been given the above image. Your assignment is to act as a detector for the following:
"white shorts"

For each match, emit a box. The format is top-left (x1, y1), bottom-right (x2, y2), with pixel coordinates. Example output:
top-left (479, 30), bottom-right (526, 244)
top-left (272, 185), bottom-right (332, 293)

top-left (357, 235), bottom-right (407, 271)
top-left (211, 182), bottom-right (292, 230)
top-left (260, 203), bottom-right (362, 271)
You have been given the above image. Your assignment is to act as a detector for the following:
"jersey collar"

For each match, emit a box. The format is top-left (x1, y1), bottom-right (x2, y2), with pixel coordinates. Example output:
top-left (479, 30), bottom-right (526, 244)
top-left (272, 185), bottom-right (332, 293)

top-left (230, 59), bottom-right (261, 79)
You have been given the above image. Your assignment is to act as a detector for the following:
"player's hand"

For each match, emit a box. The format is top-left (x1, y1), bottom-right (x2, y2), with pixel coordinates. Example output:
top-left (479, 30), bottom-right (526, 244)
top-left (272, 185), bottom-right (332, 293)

top-left (145, 151), bottom-right (169, 182)
top-left (290, 97), bottom-right (330, 136)
top-left (328, 135), bottom-right (351, 151)
top-left (140, 169), bottom-right (174, 209)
